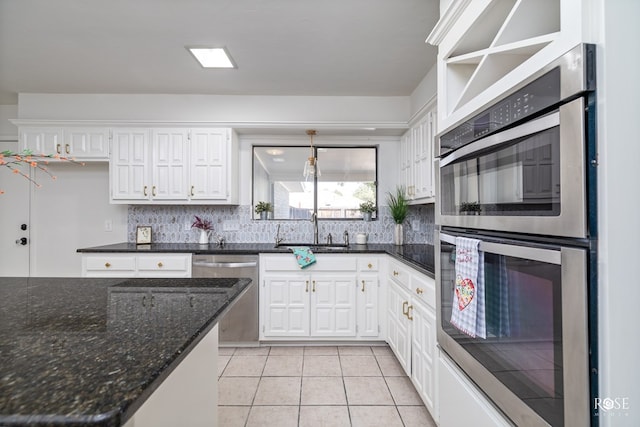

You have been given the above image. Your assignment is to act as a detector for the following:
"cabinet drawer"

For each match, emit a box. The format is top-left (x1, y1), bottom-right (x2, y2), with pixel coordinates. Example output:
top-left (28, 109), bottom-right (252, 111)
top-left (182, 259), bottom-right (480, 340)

top-left (412, 273), bottom-right (436, 310)
top-left (388, 260), bottom-right (410, 289)
top-left (358, 257), bottom-right (380, 272)
top-left (137, 255), bottom-right (190, 271)
top-left (84, 255), bottom-right (136, 276)
top-left (261, 254), bottom-right (357, 272)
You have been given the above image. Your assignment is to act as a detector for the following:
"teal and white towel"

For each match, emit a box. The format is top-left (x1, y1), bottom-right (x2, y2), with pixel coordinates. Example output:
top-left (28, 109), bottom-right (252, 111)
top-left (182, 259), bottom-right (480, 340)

top-left (291, 247), bottom-right (316, 269)
top-left (450, 237), bottom-right (486, 339)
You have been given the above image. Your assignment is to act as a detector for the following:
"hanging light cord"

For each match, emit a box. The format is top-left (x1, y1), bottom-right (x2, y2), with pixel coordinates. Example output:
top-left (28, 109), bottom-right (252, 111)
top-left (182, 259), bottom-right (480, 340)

top-left (306, 129), bottom-right (317, 166)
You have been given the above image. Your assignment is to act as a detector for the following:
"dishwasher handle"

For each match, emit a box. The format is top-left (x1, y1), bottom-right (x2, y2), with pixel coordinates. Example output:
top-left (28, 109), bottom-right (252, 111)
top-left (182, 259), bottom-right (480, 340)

top-left (192, 261), bottom-right (258, 269)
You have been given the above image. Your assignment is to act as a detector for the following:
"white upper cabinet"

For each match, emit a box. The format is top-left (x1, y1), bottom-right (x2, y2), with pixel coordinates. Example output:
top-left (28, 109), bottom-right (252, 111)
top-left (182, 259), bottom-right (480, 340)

top-left (428, 0), bottom-right (586, 132)
top-left (19, 126), bottom-right (110, 160)
top-left (400, 103), bottom-right (437, 204)
top-left (110, 127), bottom-right (238, 204)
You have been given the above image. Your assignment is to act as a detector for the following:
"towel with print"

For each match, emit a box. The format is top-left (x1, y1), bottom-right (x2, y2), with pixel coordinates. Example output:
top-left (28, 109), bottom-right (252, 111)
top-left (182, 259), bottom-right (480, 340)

top-left (291, 247), bottom-right (316, 269)
top-left (450, 236), bottom-right (486, 338)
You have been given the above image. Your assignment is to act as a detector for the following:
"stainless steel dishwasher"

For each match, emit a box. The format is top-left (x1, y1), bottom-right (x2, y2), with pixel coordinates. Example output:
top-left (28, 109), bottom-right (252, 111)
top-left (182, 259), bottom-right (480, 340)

top-left (192, 254), bottom-right (259, 345)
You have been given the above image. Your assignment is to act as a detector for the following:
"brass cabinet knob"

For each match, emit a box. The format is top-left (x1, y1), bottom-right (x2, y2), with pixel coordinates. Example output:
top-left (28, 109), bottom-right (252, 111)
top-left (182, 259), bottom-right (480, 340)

top-left (416, 288), bottom-right (424, 295)
top-left (368, 263), bottom-right (372, 269)
top-left (105, 262), bottom-right (111, 268)
top-left (157, 262), bottom-right (163, 268)
top-left (393, 271), bottom-right (399, 276)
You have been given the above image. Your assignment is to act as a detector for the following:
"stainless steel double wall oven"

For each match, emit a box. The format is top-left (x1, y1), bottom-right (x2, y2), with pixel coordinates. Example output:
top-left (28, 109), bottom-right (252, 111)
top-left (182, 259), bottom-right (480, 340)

top-left (436, 44), bottom-right (598, 426)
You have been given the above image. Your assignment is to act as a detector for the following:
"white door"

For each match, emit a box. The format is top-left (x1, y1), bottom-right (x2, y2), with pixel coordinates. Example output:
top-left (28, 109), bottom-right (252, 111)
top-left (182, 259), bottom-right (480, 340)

top-left (357, 275), bottom-right (379, 337)
top-left (20, 127), bottom-right (63, 155)
top-left (0, 142), bottom-right (31, 276)
top-left (65, 128), bottom-right (110, 158)
top-left (310, 275), bottom-right (357, 337)
top-left (111, 128), bottom-right (149, 201)
top-left (387, 280), bottom-right (411, 374)
top-left (411, 297), bottom-right (438, 417)
top-left (189, 128), bottom-right (228, 200)
top-left (151, 129), bottom-right (189, 201)
top-left (263, 275), bottom-right (310, 337)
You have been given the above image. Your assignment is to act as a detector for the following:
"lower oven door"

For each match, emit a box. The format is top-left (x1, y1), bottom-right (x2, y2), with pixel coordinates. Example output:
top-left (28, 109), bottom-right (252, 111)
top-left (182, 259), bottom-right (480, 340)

top-left (436, 229), bottom-right (589, 427)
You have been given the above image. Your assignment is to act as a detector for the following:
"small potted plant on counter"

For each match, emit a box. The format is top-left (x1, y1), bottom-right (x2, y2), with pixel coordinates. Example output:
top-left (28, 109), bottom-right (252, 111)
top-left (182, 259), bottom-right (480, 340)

top-left (192, 215), bottom-right (213, 245)
top-left (359, 200), bottom-right (376, 221)
top-left (387, 186), bottom-right (409, 245)
top-left (255, 201), bottom-right (273, 220)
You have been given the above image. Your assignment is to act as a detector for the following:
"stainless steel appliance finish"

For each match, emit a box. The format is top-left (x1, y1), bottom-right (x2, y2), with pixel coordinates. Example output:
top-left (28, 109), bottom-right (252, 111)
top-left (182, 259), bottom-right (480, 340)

top-left (437, 44), bottom-right (595, 239)
top-left (192, 254), bottom-right (259, 345)
top-left (436, 230), bottom-right (590, 427)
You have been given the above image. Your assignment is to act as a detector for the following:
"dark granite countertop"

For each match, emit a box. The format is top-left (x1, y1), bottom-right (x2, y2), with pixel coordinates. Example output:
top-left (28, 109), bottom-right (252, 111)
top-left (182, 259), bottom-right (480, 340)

top-left (0, 277), bottom-right (251, 427)
top-left (77, 243), bottom-right (435, 277)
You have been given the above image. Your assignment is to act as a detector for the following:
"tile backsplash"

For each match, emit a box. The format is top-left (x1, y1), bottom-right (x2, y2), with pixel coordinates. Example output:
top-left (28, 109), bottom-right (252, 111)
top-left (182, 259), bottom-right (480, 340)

top-left (128, 204), bottom-right (435, 245)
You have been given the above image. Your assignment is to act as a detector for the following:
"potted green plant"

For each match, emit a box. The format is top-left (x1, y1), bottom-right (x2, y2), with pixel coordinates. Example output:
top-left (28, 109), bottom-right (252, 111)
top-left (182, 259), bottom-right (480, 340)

top-left (359, 200), bottom-right (376, 221)
top-left (386, 186), bottom-right (409, 245)
top-left (255, 201), bottom-right (273, 220)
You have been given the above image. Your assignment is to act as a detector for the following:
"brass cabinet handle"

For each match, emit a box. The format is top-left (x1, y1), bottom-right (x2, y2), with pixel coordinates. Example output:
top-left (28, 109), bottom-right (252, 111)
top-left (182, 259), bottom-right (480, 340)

top-left (361, 280), bottom-right (365, 292)
top-left (368, 263), bottom-right (372, 269)
top-left (312, 280), bottom-right (316, 292)
top-left (105, 262), bottom-right (111, 268)
top-left (416, 288), bottom-right (424, 295)
top-left (152, 186), bottom-right (157, 196)
top-left (305, 280), bottom-right (309, 292)
top-left (157, 262), bottom-right (163, 268)
top-left (393, 270), bottom-right (399, 276)
top-left (56, 143), bottom-right (61, 154)
top-left (407, 305), bottom-right (414, 321)
top-left (402, 301), bottom-right (408, 316)
top-left (143, 185), bottom-right (148, 196)
top-left (190, 185), bottom-right (195, 196)
top-left (65, 144), bottom-right (70, 154)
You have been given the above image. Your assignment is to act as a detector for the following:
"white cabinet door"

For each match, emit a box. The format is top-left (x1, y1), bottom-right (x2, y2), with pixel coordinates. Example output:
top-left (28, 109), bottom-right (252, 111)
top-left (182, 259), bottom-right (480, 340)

top-left (310, 275), bottom-right (357, 337)
top-left (263, 275), bottom-right (310, 337)
top-left (357, 274), bottom-right (379, 337)
top-left (65, 127), bottom-right (110, 159)
top-left (151, 129), bottom-right (189, 201)
top-left (410, 297), bottom-right (438, 419)
top-left (189, 128), bottom-right (229, 201)
top-left (111, 128), bottom-right (150, 201)
top-left (387, 280), bottom-right (411, 375)
top-left (20, 127), bottom-right (64, 155)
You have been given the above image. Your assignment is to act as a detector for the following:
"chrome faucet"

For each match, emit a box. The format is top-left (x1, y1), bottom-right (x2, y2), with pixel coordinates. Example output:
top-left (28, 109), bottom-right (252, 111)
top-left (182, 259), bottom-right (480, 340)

top-left (275, 224), bottom-right (284, 246)
top-left (311, 212), bottom-right (319, 245)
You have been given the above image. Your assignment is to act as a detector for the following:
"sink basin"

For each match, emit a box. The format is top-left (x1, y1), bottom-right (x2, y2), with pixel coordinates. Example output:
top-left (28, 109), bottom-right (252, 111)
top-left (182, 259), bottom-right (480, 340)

top-left (276, 243), bottom-right (349, 251)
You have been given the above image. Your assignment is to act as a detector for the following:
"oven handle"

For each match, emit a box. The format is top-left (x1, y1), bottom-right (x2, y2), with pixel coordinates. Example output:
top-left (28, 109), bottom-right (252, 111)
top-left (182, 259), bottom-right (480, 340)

top-left (440, 232), bottom-right (561, 265)
top-left (439, 111), bottom-right (560, 167)
top-left (192, 261), bottom-right (258, 269)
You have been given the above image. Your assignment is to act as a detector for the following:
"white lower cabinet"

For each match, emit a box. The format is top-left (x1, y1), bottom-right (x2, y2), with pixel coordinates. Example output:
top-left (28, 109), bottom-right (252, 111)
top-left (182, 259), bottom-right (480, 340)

top-left (439, 352), bottom-right (513, 427)
top-left (259, 254), bottom-right (381, 341)
top-left (82, 253), bottom-right (192, 278)
top-left (387, 257), bottom-right (438, 422)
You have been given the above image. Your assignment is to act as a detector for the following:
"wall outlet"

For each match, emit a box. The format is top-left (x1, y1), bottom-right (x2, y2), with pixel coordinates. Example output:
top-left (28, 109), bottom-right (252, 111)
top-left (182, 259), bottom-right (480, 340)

top-left (104, 219), bottom-right (112, 232)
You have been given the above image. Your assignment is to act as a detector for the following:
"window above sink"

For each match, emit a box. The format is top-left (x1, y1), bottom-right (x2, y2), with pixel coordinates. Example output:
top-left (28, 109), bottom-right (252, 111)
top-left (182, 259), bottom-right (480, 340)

top-left (253, 146), bottom-right (377, 221)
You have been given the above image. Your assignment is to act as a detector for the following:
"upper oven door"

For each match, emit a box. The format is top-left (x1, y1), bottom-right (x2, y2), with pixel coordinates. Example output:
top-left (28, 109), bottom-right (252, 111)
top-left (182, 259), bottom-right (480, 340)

top-left (439, 96), bottom-right (586, 238)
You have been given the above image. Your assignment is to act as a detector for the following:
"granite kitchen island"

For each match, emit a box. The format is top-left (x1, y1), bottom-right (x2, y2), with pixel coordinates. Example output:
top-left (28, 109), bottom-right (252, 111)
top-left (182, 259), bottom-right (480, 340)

top-left (0, 277), bottom-right (251, 427)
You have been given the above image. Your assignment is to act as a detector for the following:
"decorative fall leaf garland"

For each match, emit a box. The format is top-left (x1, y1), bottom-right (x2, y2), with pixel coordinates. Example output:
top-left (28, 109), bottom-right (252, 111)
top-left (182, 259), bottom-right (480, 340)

top-left (0, 149), bottom-right (84, 194)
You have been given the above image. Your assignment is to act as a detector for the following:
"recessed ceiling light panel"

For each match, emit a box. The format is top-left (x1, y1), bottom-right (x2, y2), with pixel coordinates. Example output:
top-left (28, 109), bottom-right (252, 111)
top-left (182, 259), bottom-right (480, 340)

top-left (187, 47), bottom-right (236, 68)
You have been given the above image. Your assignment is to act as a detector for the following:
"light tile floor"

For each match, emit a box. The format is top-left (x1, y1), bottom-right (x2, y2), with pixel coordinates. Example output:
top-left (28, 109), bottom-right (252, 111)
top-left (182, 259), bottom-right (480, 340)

top-left (218, 345), bottom-right (437, 427)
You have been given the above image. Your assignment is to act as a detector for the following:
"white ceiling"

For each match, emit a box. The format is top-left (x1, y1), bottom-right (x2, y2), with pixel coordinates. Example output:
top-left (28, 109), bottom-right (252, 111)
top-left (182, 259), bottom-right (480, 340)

top-left (0, 0), bottom-right (439, 105)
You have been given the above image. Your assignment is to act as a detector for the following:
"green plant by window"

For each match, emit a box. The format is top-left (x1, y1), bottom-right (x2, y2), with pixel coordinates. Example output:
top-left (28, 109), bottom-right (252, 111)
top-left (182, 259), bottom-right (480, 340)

top-left (359, 200), bottom-right (376, 214)
top-left (386, 186), bottom-right (408, 224)
top-left (254, 201), bottom-right (273, 214)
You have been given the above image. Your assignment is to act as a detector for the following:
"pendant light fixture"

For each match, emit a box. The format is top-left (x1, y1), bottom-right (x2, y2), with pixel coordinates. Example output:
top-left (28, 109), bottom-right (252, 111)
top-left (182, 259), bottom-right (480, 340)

top-left (303, 129), bottom-right (321, 181)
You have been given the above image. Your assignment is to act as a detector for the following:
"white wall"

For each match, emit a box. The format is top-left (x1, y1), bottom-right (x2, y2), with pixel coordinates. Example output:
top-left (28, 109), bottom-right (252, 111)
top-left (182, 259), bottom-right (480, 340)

top-left (409, 64), bottom-right (438, 122)
top-left (29, 162), bottom-right (128, 277)
top-left (0, 105), bottom-right (18, 141)
top-left (596, 0), bottom-right (640, 425)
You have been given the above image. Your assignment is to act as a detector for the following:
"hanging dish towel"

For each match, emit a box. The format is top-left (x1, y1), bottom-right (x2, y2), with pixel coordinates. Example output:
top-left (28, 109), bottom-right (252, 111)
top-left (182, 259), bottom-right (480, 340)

top-left (450, 237), bottom-right (486, 338)
top-left (291, 246), bottom-right (316, 269)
